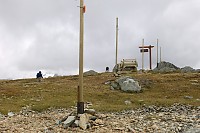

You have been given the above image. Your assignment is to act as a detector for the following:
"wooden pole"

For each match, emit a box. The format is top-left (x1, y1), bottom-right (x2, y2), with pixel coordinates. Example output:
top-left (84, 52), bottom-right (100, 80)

top-left (156, 39), bottom-right (159, 67)
top-left (160, 46), bottom-right (162, 63)
top-left (115, 17), bottom-right (118, 66)
top-left (142, 39), bottom-right (144, 70)
top-left (149, 45), bottom-right (152, 70)
top-left (77, 0), bottom-right (84, 114)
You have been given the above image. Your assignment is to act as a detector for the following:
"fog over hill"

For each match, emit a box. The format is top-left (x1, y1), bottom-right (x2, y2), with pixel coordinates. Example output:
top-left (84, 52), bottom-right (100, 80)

top-left (0, 0), bottom-right (200, 79)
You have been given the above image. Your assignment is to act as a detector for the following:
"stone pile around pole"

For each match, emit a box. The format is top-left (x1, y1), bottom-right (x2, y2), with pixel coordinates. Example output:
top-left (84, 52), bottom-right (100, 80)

top-left (56, 103), bottom-right (97, 130)
top-left (110, 76), bottom-right (142, 93)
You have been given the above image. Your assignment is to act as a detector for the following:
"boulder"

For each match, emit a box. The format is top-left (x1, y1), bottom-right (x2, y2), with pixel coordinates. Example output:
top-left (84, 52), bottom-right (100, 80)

top-left (83, 70), bottom-right (98, 76)
top-left (153, 61), bottom-right (179, 73)
top-left (157, 61), bottom-right (179, 70)
top-left (181, 66), bottom-right (195, 73)
top-left (120, 78), bottom-right (141, 92)
top-left (111, 76), bottom-right (142, 93)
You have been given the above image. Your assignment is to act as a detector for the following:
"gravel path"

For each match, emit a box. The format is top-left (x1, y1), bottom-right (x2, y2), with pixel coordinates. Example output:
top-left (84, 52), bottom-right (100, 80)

top-left (0, 103), bottom-right (199, 133)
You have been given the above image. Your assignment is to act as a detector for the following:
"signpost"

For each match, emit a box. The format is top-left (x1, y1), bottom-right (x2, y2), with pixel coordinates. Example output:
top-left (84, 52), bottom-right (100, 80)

top-left (139, 44), bottom-right (154, 70)
top-left (140, 49), bottom-right (148, 53)
top-left (77, 0), bottom-right (85, 114)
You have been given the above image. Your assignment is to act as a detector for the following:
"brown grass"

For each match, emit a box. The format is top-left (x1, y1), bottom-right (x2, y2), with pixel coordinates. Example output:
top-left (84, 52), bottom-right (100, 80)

top-left (0, 72), bottom-right (199, 114)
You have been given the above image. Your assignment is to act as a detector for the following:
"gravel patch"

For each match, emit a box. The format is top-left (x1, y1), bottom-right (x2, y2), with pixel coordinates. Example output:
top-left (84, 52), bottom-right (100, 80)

top-left (0, 103), bottom-right (199, 133)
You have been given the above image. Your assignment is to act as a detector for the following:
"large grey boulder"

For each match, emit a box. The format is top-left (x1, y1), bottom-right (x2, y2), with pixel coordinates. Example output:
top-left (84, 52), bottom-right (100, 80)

top-left (157, 61), bottom-right (179, 70)
top-left (111, 76), bottom-right (142, 93)
top-left (153, 61), bottom-right (179, 73)
top-left (120, 78), bottom-right (141, 92)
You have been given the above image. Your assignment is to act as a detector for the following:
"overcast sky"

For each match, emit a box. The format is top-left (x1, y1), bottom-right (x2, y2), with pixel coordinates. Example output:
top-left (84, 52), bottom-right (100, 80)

top-left (0, 0), bottom-right (200, 79)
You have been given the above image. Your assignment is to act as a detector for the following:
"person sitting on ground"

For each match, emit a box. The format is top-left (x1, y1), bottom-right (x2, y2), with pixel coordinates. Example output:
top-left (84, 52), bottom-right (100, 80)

top-left (36, 71), bottom-right (43, 82)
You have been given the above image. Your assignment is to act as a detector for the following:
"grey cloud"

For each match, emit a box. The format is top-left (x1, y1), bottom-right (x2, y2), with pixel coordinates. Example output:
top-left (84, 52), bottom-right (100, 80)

top-left (0, 0), bottom-right (200, 79)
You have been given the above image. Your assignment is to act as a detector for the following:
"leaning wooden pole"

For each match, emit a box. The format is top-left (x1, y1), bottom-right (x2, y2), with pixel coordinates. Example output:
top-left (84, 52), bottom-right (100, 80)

top-left (77, 0), bottom-right (84, 114)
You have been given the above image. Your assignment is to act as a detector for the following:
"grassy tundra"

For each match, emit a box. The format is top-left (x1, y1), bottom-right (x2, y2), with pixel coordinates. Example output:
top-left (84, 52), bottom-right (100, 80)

top-left (0, 72), bottom-right (199, 114)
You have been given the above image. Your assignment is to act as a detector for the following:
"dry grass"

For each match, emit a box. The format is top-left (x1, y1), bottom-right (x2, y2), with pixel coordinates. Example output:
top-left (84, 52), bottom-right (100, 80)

top-left (0, 72), bottom-right (199, 114)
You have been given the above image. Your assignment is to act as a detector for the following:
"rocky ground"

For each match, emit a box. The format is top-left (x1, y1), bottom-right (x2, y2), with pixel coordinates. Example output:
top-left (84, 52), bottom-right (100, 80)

top-left (0, 103), bottom-right (199, 133)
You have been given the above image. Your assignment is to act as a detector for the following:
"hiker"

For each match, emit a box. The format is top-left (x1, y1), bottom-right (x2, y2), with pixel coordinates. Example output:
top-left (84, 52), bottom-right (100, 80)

top-left (106, 67), bottom-right (109, 72)
top-left (36, 71), bottom-right (43, 82)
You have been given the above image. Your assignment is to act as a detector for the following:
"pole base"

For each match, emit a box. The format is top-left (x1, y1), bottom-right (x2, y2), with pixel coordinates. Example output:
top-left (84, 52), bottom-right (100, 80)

top-left (77, 102), bottom-right (84, 114)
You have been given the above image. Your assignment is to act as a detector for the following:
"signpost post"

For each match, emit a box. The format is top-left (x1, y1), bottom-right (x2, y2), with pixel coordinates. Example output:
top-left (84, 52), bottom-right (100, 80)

top-left (77, 0), bottom-right (85, 114)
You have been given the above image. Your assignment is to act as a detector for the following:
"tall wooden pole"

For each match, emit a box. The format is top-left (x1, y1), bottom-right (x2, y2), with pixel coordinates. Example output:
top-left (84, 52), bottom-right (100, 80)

top-left (77, 0), bottom-right (84, 114)
top-left (160, 46), bottom-right (162, 63)
top-left (142, 39), bottom-right (144, 70)
top-left (156, 39), bottom-right (159, 67)
top-left (115, 17), bottom-right (119, 66)
top-left (149, 45), bottom-right (152, 70)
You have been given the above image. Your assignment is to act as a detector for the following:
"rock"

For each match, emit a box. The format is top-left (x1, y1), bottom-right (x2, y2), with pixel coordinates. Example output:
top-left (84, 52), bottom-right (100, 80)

top-left (63, 116), bottom-right (76, 128)
top-left (83, 70), bottom-right (98, 76)
top-left (184, 96), bottom-right (193, 99)
top-left (159, 67), bottom-right (177, 73)
top-left (85, 109), bottom-right (96, 115)
top-left (124, 100), bottom-right (132, 105)
top-left (55, 120), bottom-right (61, 125)
top-left (8, 112), bottom-right (14, 117)
top-left (184, 128), bottom-right (200, 133)
top-left (111, 76), bottom-right (142, 92)
top-left (89, 116), bottom-right (97, 121)
top-left (79, 114), bottom-right (89, 130)
top-left (116, 76), bottom-right (130, 86)
top-left (195, 69), bottom-right (200, 73)
top-left (71, 120), bottom-right (79, 127)
top-left (157, 61), bottom-right (179, 69)
top-left (110, 86), bottom-right (115, 90)
top-left (95, 119), bottom-right (104, 125)
top-left (120, 78), bottom-right (141, 92)
top-left (0, 113), bottom-right (3, 119)
top-left (110, 81), bottom-right (120, 90)
top-left (181, 66), bottom-right (195, 73)
top-left (153, 61), bottom-right (179, 73)
top-left (104, 81), bottom-right (111, 85)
